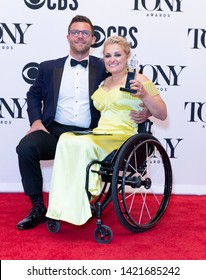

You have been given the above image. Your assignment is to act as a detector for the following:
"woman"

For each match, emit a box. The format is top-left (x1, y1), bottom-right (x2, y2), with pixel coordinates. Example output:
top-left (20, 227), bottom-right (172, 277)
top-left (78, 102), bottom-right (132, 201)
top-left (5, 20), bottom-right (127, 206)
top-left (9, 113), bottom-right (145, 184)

top-left (46, 36), bottom-right (167, 225)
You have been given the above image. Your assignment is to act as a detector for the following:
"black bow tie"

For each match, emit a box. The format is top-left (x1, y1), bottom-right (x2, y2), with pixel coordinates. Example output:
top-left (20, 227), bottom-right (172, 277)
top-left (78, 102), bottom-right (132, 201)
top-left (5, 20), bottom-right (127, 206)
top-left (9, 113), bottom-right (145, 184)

top-left (70, 58), bottom-right (88, 68)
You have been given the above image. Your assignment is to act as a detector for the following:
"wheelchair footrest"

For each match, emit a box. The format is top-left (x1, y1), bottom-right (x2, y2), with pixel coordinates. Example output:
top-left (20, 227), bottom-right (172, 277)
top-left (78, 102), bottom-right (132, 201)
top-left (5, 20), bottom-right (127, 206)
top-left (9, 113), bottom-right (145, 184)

top-left (91, 169), bottom-right (108, 176)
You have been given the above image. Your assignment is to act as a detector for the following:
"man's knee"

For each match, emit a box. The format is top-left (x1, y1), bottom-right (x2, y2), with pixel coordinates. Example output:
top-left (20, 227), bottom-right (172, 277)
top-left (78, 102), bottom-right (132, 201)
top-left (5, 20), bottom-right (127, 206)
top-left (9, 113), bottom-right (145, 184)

top-left (16, 135), bottom-right (37, 158)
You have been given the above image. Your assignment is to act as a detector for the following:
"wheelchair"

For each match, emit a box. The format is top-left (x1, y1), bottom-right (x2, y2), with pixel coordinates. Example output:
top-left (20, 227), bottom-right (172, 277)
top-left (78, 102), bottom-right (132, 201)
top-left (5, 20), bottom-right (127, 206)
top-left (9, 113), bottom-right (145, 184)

top-left (47, 120), bottom-right (173, 244)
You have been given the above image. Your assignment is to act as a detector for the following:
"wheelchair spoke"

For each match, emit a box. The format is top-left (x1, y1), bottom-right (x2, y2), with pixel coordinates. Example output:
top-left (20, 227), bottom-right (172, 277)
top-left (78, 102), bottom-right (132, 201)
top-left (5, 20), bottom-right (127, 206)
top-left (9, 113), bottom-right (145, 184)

top-left (139, 192), bottom-right (151, 223)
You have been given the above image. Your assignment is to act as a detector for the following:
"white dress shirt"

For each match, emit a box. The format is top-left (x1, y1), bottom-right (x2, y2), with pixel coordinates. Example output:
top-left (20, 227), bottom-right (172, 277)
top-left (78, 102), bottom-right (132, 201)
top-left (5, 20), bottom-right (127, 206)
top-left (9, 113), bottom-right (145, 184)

top-left (54, 56), bottom-right (91, 128)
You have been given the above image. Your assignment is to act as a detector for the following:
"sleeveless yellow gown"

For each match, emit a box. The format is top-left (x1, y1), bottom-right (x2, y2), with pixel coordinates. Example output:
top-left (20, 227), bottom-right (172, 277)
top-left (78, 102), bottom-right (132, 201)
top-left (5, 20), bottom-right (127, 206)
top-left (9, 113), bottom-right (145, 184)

top-left (46, 81), bottom-right (159, 225)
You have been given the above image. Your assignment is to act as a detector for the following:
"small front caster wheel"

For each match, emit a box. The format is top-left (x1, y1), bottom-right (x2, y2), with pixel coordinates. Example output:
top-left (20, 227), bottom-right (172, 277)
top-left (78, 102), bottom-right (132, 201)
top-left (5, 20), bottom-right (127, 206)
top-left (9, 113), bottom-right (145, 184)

top-left (46, 218), bottom-right (60, 233)
top-left (94, 225), bottom-right (113, 244)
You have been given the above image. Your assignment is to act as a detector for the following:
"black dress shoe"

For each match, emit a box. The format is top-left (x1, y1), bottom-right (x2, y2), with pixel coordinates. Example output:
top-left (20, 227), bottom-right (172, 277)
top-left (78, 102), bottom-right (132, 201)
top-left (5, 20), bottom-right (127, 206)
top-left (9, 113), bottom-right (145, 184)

top-left (16, 205), bottom-right (47, 230)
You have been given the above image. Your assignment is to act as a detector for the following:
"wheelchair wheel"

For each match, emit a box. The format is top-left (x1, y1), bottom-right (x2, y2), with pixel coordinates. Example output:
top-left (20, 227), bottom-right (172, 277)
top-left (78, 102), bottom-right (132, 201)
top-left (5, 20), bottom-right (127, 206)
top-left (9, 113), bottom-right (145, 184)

top-left (47, 218), bottom-right (61, 233)
top-left (94, 225), bottom-right (113, 244)
top-left (112, 133), bottom-right (172, 233)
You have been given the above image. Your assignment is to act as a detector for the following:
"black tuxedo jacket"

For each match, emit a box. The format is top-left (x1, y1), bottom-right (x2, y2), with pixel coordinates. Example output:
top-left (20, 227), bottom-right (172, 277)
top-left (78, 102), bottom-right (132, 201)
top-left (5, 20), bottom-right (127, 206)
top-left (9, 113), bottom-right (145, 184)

top-left (26, 55), bottom-right (107, 129)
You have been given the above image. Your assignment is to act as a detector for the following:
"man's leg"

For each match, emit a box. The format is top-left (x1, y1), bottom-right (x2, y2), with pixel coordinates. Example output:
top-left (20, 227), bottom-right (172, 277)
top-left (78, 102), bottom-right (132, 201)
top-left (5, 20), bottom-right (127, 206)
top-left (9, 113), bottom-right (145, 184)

top-left (16, 130), bottom-right (58, 230)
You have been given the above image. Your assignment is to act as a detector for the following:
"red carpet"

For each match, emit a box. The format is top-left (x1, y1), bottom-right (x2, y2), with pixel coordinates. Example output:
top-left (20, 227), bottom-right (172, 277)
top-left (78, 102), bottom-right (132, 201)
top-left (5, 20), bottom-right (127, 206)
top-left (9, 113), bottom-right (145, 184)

top-left (0, 193), bottom-right (206, 260)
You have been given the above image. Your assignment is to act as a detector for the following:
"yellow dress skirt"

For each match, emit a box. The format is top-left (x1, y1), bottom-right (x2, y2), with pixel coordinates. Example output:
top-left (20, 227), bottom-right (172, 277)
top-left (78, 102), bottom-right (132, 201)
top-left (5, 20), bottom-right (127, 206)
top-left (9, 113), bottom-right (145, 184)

top-left (46, 81), bottom-right (159, 225)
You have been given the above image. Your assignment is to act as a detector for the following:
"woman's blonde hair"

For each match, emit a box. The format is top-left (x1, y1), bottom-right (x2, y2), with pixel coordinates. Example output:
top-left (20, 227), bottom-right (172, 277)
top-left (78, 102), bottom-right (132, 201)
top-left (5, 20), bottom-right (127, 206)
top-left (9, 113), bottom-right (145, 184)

top-left (103, 36), bottom-right (131, 57)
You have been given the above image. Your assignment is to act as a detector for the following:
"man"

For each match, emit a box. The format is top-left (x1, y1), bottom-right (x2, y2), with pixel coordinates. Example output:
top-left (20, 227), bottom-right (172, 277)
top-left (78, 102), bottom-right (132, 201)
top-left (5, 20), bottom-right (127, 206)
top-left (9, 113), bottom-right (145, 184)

top-left (16, 15), bottom-right (150, 230)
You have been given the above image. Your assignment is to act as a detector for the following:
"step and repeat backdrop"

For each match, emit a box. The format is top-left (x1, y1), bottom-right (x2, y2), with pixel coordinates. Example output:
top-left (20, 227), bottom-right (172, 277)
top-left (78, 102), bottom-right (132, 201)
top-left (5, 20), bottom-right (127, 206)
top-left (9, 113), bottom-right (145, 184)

top-left (0, 1), bottom-right (205, 194)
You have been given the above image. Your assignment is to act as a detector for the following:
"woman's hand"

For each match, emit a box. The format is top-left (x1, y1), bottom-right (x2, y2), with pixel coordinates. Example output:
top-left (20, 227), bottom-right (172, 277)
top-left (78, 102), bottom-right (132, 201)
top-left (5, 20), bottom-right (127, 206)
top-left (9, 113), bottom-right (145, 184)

top-left (129, 79), bottom-right (148, 98)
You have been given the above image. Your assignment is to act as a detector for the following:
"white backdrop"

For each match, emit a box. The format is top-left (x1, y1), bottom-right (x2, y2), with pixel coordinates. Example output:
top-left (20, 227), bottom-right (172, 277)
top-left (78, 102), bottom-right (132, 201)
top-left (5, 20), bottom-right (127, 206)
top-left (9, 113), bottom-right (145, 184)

top-left (0, 0), bottom-right (205, 194)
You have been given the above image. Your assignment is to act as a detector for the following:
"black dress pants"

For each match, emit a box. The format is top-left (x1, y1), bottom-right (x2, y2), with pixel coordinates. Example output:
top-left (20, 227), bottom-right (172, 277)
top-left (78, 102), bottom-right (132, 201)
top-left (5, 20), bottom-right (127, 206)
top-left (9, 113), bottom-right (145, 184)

top-left (16, 121), bottom-right (87, 196)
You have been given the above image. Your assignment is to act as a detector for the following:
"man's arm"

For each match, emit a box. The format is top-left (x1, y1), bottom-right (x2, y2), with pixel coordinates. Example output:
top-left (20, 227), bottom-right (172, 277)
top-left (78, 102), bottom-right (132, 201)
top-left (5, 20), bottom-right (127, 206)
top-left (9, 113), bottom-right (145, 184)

top-left (129, 103), bottom-right (152, 124)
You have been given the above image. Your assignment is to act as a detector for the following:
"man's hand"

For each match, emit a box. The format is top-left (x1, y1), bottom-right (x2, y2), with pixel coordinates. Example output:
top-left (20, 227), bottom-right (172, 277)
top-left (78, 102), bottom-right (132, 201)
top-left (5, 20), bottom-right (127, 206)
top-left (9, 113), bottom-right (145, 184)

top-left (129, 103), bottom-right (152, 124)
top-left (26, 120), bottom-right (49, 135)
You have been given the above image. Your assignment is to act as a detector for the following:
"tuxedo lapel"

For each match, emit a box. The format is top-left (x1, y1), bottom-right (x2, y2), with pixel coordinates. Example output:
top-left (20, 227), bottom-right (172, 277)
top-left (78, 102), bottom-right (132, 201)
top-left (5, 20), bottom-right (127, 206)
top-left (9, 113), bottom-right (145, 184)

top-left (88, 61), bottom-right (98, 97)
top-left (53, 66), bottom-right (64, 106)
top-left (52, 56), bottom-right (68, 108)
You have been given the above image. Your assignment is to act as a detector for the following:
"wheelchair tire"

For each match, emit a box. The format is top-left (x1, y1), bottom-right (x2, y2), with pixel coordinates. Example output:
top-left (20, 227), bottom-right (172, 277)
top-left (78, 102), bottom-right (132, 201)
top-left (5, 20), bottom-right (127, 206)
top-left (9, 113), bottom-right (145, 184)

top-left (111, 133), bottom-right (172, 233)
top-left (94, 225), bottom-right (113, 244)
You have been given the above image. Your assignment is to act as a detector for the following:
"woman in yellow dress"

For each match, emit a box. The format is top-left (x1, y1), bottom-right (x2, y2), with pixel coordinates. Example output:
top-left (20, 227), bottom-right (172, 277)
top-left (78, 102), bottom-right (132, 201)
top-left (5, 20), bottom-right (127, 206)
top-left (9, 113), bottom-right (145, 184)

top-left (46, 36), bottom-right (167, 225)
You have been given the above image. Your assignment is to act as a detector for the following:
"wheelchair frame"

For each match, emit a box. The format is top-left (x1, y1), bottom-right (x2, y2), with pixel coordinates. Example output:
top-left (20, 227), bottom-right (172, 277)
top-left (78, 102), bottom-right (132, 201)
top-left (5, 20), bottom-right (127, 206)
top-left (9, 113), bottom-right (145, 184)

top-left (47, 120), bottom-right (173, 244)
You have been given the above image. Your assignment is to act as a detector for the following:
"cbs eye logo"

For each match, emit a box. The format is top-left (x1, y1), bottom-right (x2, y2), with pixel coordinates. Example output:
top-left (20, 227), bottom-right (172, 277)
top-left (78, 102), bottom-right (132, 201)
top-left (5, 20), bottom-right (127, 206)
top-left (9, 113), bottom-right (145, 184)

top-left (22, 62), bottom-right (39, 84)
top-left (92, 25), bottom-right (138, 49)
top-left (93, 26), bottom-right (106, 48)
top-left (24, 0), bottom-right (78, 10)
top-left (24, 0), bottom-right (45, 9)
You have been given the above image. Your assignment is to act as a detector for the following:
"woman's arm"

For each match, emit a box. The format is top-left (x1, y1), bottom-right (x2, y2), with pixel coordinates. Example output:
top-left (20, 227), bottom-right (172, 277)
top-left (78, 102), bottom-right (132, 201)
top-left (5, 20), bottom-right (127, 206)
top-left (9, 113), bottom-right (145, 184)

top-left (130, 74), bottom-right (167, 121)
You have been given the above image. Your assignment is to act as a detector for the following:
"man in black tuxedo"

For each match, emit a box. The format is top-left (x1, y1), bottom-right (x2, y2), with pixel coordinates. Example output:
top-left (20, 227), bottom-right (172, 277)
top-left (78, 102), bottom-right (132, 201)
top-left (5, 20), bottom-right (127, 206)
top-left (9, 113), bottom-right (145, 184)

top-left (16, 15), bottom-right (150, 230)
